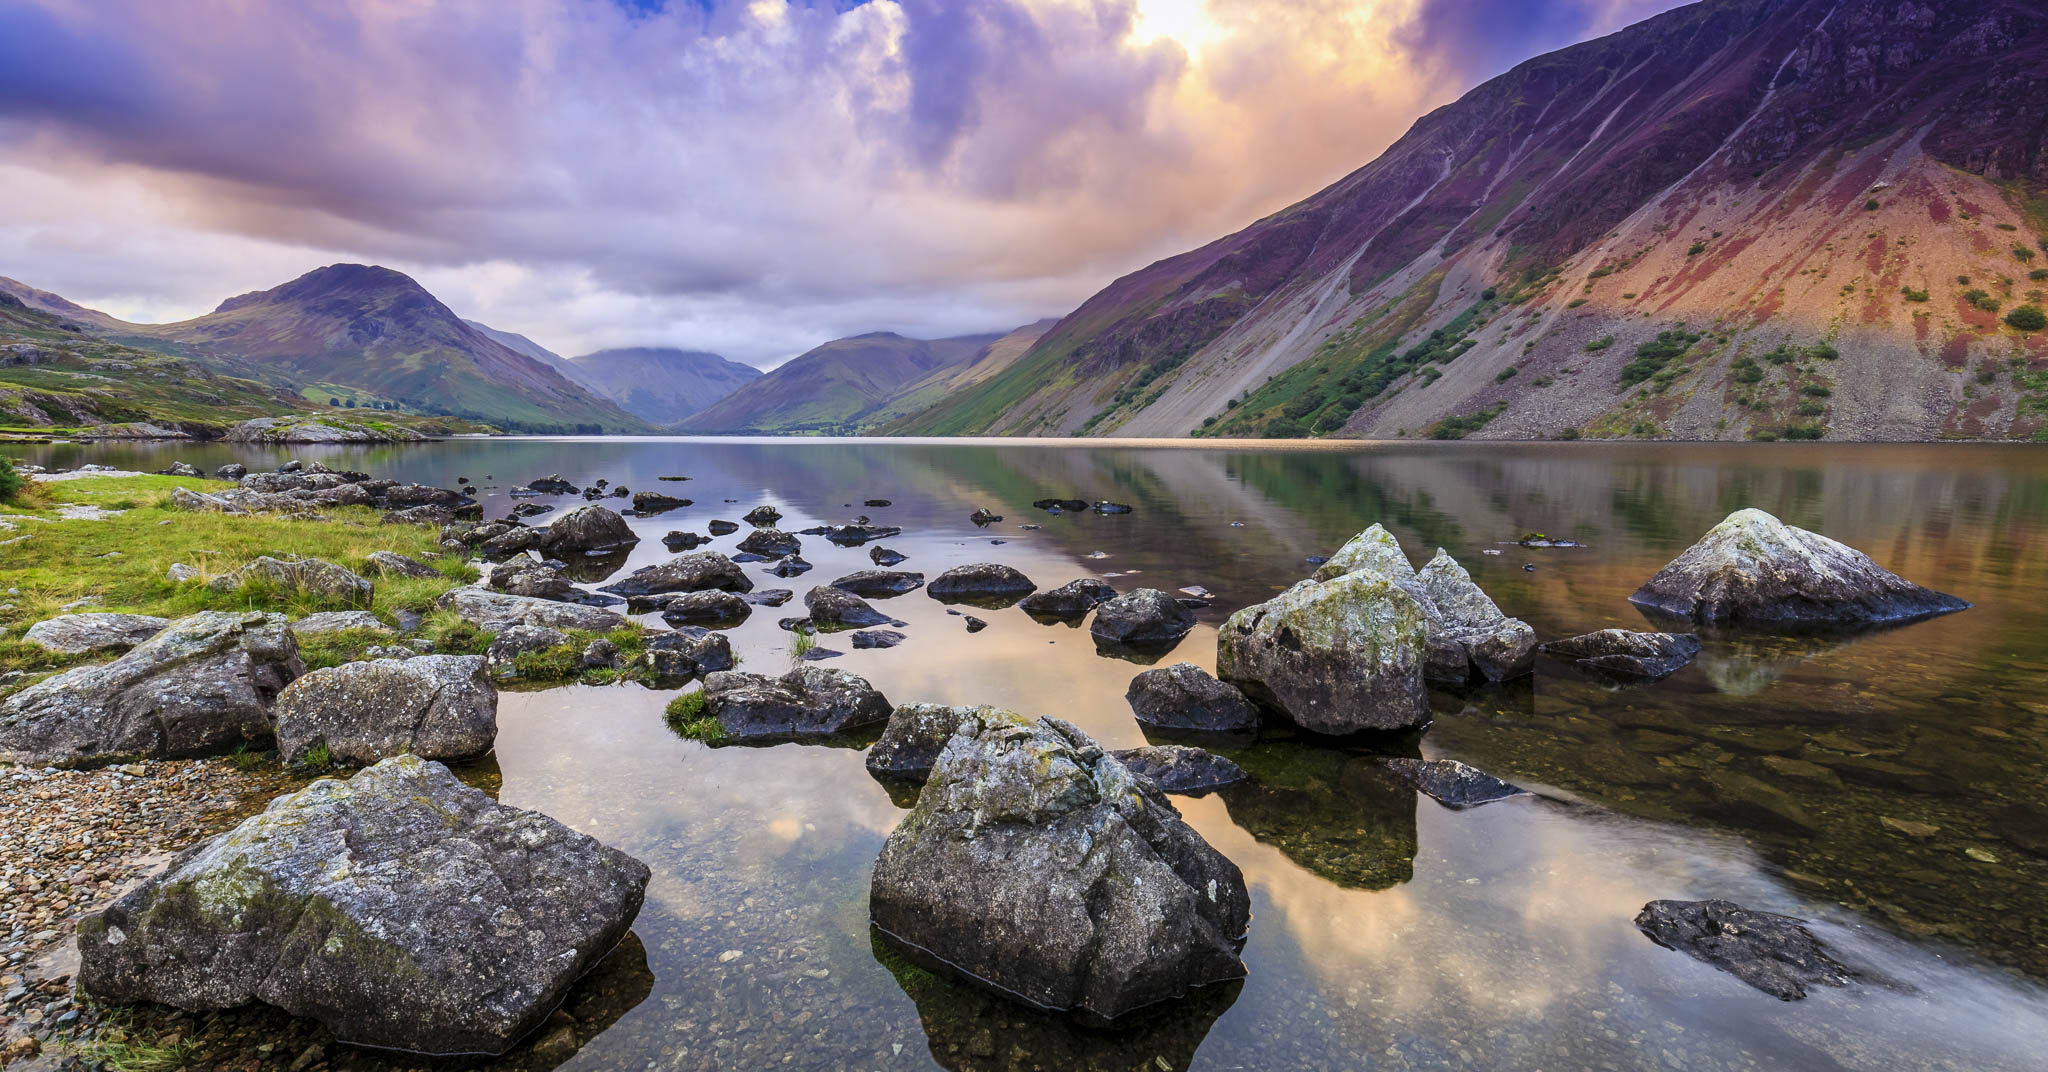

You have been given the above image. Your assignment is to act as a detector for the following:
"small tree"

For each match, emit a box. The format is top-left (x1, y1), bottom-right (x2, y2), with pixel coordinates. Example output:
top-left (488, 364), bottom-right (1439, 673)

top-left (2006, 305), bottom-right (2046, 332)
top-left (0, 456), bottom-right (22, 503)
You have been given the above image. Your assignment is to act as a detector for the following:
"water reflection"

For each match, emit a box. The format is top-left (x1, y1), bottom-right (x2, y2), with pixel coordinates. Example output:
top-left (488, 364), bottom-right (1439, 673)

top-left (1214, 739), bottom-right (1420, 891)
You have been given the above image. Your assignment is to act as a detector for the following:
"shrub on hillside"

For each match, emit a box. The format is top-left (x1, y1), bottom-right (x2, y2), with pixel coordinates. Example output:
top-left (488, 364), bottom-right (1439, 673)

top-left (2006, 305), bottom-right (2047, 332)
top-left (0, 457), bottom-right (22, 503)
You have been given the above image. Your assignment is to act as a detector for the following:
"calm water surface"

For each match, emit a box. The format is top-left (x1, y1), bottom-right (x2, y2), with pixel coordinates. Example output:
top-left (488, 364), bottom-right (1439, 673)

top-left (26, 437), bottom-right (2048, 1071)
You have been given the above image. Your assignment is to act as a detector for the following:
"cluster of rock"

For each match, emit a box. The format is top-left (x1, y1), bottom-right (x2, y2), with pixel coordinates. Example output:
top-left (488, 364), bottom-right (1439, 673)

top-left (441, 504), bottom-right (641, 562)
top-left (219, 417), bottom-right (427, 443)
top-left (167, 460), bottom-right (472, 523)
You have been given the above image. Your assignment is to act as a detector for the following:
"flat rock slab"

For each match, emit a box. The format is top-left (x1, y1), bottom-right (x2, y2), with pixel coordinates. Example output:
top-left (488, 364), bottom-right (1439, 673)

top-left (1378, 757), bottom-right (1524, 808)
top-left (830, 570), bottom-right (926, 597)
top-left (77, 756), bottom-right (650, 1055)
top-left (290, 611), bottom-right (392, 636)
top-left (1110, 745), bottom-right (1247, 795)
top-left (1634, 899), bottom-right (1858, 1000)
top-left (598, 552), bottom-right (752, 597)
top-left (437, 587), bottom-right (626, 633)
top-left (927, 563), bottom-right (1035, 607)
top-left (1539, 629), bottom-right (1701, 681)
top-left (274, 655), bottom-right (497, 765)
top-left (24, 612), bottom-right (169, 654)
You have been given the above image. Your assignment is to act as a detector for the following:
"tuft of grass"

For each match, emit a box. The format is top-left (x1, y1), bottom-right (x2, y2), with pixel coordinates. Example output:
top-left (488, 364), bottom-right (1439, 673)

top-left (663, 690), bottom-right (724, 741)
top-left (296, 740), bottom-right (333, 771)
top-left (790, 628), bottom-right (818, 662)
top-left (56, 1034), bottom-right (195, 1072)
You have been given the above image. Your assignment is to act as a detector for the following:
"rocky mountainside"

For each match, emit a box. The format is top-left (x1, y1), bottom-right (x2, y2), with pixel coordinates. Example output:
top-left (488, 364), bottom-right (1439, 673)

top-left (462, 319), bottom-right (608, 396)
top-left (1, 266), bottom-right (648, 434)
top-left (567, 348), bottom-right (764, 426)
top-left (678, 329), bottom-right (1018, 435)
top-left (895, 0), bottom-right (2048, 442)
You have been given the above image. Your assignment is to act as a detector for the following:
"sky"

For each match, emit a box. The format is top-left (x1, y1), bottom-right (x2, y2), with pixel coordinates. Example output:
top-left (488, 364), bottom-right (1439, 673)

top-left (0, 0), bottom-right (1684, 368)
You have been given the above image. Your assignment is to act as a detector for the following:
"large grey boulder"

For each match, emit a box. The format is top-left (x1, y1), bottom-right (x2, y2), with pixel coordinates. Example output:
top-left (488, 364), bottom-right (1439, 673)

top-left (869, 711), bottom-right (1250, 1021)
top-left (76, 756), bottom-right (650, 1055)
top-left (1413, 550), bottom-right (1537, 682)
top-left (700, 667), bottom-right (891, 740)
top-left (483, 561), bottom-right (577, 602)
top-left (926, 563), bottom-right (1035, 606)
top-left (23, 612), bottom-right (169, 655)
top-left (735, 528), bottom-right (801, 558)
top-left (1539, 629), bottom-right (1701, 681)
top-left (1019, 578), bottom-right (1117, 622)
top-left (0, 612), bottom-right (302, 768)
top-left (289, 611), bottom-right (392, 636)
top-left (1089, 588), bottom-right (1195, 650)
top-left (1124, 663), bottom-right (1258, 733)
top-left (865, 702), bottom-right (989, 780)
top-left (273, 656), bottom-right (497, 766)
top-left (1630, 508), bottom-right (1969, 628)
top-left (166, 486), bottom-right (245, 514)
top-left (208, 556), bottom-right (373, 607)
top-left (437, 587), bottom-right (625, 633)
top-left (538, 505), bottom-right (640, 555)
top-left (598, 552), bottom-right (752, 597)
top-left (805, 585), bottom-right (892, 628)
top-left (362, 550), bottom-right (439, 579)
top-left (1215, 571), bottom-right (1429, 734)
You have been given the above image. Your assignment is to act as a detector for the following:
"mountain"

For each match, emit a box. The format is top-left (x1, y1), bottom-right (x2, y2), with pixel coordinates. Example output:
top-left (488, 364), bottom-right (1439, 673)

top-left (462, 319), bottom-right (608, 396)
top-left (0, 266), bottom-right (649, 433)
top-left (565, 348), bottom-right (763, 425)
top-left (677, 330), bottom-right (1010, 434)
top-left (896, 0), bottom-right (2048, 442)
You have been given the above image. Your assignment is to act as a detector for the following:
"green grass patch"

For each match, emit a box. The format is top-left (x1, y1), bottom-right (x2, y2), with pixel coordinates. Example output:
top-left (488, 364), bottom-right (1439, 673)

top-left (663, 690), bottom-right (724, 741)
top-left (1619, 327), bottom-right (1703, 386)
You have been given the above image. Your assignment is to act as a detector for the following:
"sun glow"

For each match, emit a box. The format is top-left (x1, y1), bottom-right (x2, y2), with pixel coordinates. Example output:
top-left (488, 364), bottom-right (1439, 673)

top-left (1128, 0), bottom-right (1220, 60)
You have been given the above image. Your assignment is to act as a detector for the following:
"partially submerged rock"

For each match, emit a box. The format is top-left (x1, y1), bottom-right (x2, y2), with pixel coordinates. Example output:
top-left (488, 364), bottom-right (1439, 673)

top-left (736, 528), bottom-right (801, 558)
top-left (869, 711), bottom-right (1249, 1021)
top-left (23, 612), bottom-right (169, 655)
top-left (865, 702), bottom-right (989, 780)
top-left (438, 587), bottom-right (626, 633)
top-left (77, 756), bottom-right (650, 1055)
top-left (483, 561), bottom-right (578, 602)
top-left (274, 655), bottom-right (497, 766)
top-left (870, 546), bottom-right (907, 567)
top-left (1539, 629), bottom-right (1702, 681)
top-left (640, 627), bottom-right (735, 687)
top-left (598, 552), bottom-right (752, 597)
top-left (0, 612), bottom-right (302, 768)
top-left (539, 505), bottom-right (640, 556)
top-left (701, 667), bottom-right (892, 740)
top-left (1124, 663), bottom-right (1258, 734)
top-left (208, 556), bottom-right (373, 607)
top-left (742, 505), bottom-right (782, 525)
top-left (1413, 550), bottom-right (1537, 682)
top-left (1110, 745), bottom-right (1247, 795)
top-left (1019, 578), bottom-right (1117, 622)
top-left (927, 563), bottom-right (1035, 607)
top-left (851, 628), bottom-right (906, 649)
top-left (658, 590), bottom-right (752, 627)
top-left (1633, 899), bottom-right (1858, 1000)
top-left (1377, 757), bottom-right (1524, 808)
top-left (805, 585), bottom-right (893, 628)
top-left (830, 570), bottom-right (925, 597)
top-left (1630, 508), bottom-right (1969, 628)
top-left (1216, 571), bottom-right (1429, 734)
top-left (1089, 588), bottom-right (1195, 651)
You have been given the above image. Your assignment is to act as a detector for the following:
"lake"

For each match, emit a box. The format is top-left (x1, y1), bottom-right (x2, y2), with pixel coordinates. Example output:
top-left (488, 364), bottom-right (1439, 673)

top-left (21, 437), bottom-right (2048, 1071)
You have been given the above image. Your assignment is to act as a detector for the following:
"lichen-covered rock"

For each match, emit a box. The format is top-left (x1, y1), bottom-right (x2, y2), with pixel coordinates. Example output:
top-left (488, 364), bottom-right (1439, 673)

top-left (1216, 572), bottom-right (1429, 734)
top-left (1634, 899), bottom-right (1858, 1000)
top-left (865, 702), bottom-right (990, 780)
top-left (209, 556), bottom-right (373, 607)
top-left (1538, 629), bottom-right (1702, 681)
top-left (23, 612), bottom-right (169, 654)
top-left (927, 563), bottom-right (1035, 606)
top-left (485, 625), bottom-right (572, 676)
top-left (869, 711), bottom-right (1249, 1021)
top-left (701, 667), bottom-right (891, 740)
top-left (0, 612), bottom-right (302, 768)
top-left (1413, 550), bottom-right (1537, 682)
top-left (1019, 578), bottom-right (1117, 622)
top-left (483, 561), bottom-right (577, 602)
top-left (76, 756), bottom-right (649, 1055)
top-left (166, 486), bottom-right (246, 514)
top-left (438, 587), bottom-right (625, 633)
top-left (1110, 745), bottom-right (1247, 795)
top-left (598, 551), bottom-right (753, 597)
top-left (1630, 508), bottom-right (1969, 628)
top-left (1089, 588), bottom-right (1195, 650)
top-left (805, 585), bottom-right (892, 628)
top-left (1311, 524), bottom-right (1415, 583)
top-left (274, 656), bottom-right (497, 766)
top-left (640, 627), bottom-right (734, 687)
top-left (736, 528), bottom-right (801, 558)
top-left (1377, 757), bottom-right (1524, 808)
top-left (742, 505), bottom-right (782, 525)
top-left (658, 590), bottom-right (751, 627)
top-left (539, 506), bottom-right (640, 556)
top-left (1124, 663), bottom-right (1258, 733)
top-left (289, 611), bottom-right (392, 636)
top-left (829, 570), bottom-right (925, 597)
top-left (213, 463), bottom-right (248, 480)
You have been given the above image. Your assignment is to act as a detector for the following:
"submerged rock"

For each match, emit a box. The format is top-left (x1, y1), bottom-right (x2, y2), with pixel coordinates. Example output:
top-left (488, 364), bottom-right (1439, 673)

top-left (1630, 508), bottom-right (1969, 628)
top-left (1089, 588), bottom-right (1195, 650)
top-left (630, 491), bottom-right (690, 514)
top-left (707, 519), bottom-right (739, 536)
top-left (1377, 757), bottom-right (1524, 808)
top-left (598, 551), bottom-right (753, 596)
top-left (209, 556), bottom-right (373, 607)
top-left (869, 710), bottom-right (1249, 1021)
top-left (1539, 629), bottom-right (1702, 681)
top-left (865, 702), bottom-right (988, 780)
top-left (662, 530), bottom-right (708, 551)
top-left (438, 587), bottom-right (626, 633)
top-left (830, 569), bottom-right (925, 597)
top-left (1216, 571), bottom-right (1429, 734)
top-left (1019, 578), bottom-right (1117, 622)
top-left (0, 612), bottom-right (302, 768)
top-left (701, 667), bottom-right (892, 740)
top-left (274, 655), bottom-right (497, 766)
top-left (737, 527), bottom-right (801, 558)
top-left (1110, 745), bottom-right (1247, 795)
top-left (77, 755), bottom-right (649, 1055)
top-left (851, 628), bottom-right (907, 649)
top-left (1124, 663), bottom-right (1258, 734)
top-left (927, 563), bottom-right (1035, 606)
top-left (805, 523), bottom-right (902, 545)
top-left (742, 505), bottom-right (782, 525)
top-left (23, 612), bottom-right (169, 654)
top-left (1633, 899), bottom-right (1858, 1000)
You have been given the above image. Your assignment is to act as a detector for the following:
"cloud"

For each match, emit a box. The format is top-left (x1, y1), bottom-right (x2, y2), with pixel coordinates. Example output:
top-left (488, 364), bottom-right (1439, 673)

top-left (0, 0), bottom-right (1685, 366)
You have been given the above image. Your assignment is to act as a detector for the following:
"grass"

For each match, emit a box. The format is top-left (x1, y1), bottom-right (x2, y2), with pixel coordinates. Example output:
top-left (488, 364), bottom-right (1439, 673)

top-left (663, 690), bottom-right (725, 741)
top-left (790, 628), bottom-right (819, 662)
top-left (54, 1030), bottom-right (195, 1072)
top-left (294, 740), bottom-right (333, 772)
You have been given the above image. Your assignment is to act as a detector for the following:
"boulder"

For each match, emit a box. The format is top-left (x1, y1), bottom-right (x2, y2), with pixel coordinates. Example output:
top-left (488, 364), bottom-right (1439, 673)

top-left (307, 483), bottom-right (376, 508)
top-left (927, 563), bottom-right (1035, 606)
top-left (273, 656), bottom-right (497, 765)
top-left (479, 527), bottom-right (543, 558)
top-left (640, 628), bottom-right (735, 687)
top-left (1089, 588), bottom-right (1195, 650)
top-left (380, 483), bottom-right (463, 508)
top-left (527, 475), bottom-right (579, 494)
top-left (166, 563), bottom-right (202, 583)
top-left (23, 612), bottom-right (170, 655)
top-left (768, 556), bottom-right (814, 578)
top-left (580, 639), bottom-right (621, 670)
top-left (1124, 663), bottom-right (1258, 733)
top-left (539, 506), bottom-right (640, 555)
top-left (829, 570), bottom-right (925, 597)
top-left (869, 546), bottom-right (907, 566)
top-left (1019, 578), bottom-right (1117, 622)
top-left (736, 528), bottom-right (800, 558)
top-left (208, 556), bottom-right (374, 607)
top-left (361, 550), bottom-right (439, 579)
top-left (1215, 572), bottom-right (1429, 734)
top-left (658, 590), bottom-right (751, 627)
top-left (1633, 899), bottom-right (1858, 1000)
top-left (865, 702), bottom-right (988, 780)
top-left (289, 611), bottom-right (391, 636)
top-left (485, 625), bottom-right (572, 676)
top-left (805, 585), bottom-right (893, 628)
top-left (437, 587), bottom-right (626, 633)
top-left (630, 492), bottom-right (689, 514)
top-left (742, 505), bottom-right (782, 525)
top-left (1110, 745), bottom-right (1247, 795)
top-left (1630, 508), bottom-right (1969, 628)
top-left (598, 552), bottom-right (752, 597)
top-left (77, 756), bottom-right (649, 1055)
top-left (484, 561), bottom-right (577, 602)
top-left (382, 505), bottom-right (462, 527)
top-left (1377, 757), bottom-right (1524, 808)
top-left (0, 612), bottom-right (302, 768)
top-left (700, 667), bottom-right (891, 740)
top-left (213, 463), bottom-right (248, 480)
top-left (1311, 523), bottom-right (1413, 583)
top-left (851, 628), bottom-right (907, 649)
top-left (1538, 629), bottom-right (1702, 681)
top-left (1413, 550), bottom-right (1537, 682)
top-left (707, 520), bottom-right (739, 536)
top-left (166, 486), bottom-right (246, 514)
top-left (662, 530), bottom-right (707, 551)
top-left (869, 711), bottom-right (1249, 1021)
top-left (806, 523), bottom-right (901, 545)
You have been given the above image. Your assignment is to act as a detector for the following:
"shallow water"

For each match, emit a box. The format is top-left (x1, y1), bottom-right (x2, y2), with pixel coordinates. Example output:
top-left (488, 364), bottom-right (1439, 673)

top-left (26, 437), bottom-right (2048, 1070)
